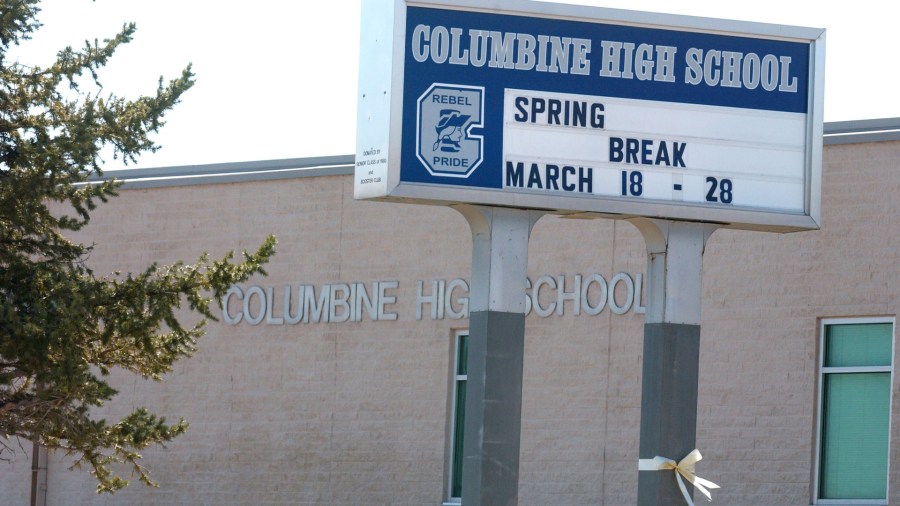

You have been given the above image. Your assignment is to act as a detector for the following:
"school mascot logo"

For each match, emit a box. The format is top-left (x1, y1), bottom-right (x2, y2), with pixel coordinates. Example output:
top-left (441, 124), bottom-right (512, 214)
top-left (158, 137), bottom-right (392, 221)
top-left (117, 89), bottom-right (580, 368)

top-left (416, 84), bottom-right (484, 178)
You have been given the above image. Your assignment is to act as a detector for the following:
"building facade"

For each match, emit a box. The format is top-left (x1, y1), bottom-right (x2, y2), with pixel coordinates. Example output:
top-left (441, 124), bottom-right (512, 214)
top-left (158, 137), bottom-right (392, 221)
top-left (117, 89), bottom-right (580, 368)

top-left (2, 119), bottom-right (900, 505)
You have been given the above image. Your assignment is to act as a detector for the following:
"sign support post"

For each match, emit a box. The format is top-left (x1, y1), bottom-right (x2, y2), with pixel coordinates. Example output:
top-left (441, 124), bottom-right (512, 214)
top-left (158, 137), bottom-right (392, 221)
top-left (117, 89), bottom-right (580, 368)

top-left (454, 205), bottom-right (542, 506)
top-left (630, 219), bottom-right (717, 505)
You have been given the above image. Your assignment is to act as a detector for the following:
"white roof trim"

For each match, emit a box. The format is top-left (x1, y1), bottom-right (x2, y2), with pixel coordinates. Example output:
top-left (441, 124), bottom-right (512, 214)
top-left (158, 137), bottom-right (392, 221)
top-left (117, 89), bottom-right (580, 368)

top-left (824, 117), bottom-right (900, 145)
top-left (92, 155), bottom-right (354, 189)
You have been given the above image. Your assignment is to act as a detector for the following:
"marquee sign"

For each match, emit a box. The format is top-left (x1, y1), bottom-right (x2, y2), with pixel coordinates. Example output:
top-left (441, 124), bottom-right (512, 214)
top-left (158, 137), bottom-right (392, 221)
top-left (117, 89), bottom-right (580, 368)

top-left (355, 0), bottom-right (825, 231)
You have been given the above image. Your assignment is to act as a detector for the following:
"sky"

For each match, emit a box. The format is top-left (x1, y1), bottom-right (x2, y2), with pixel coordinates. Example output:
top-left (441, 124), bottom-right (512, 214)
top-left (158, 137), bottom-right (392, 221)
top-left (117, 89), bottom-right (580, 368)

top-left (9, 0), bottom-right (894, 170)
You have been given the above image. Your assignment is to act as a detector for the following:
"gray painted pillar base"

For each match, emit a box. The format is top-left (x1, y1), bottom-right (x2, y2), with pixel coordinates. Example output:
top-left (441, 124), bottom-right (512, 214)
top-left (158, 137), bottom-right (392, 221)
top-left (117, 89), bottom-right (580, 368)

top-left (629, 219), bottom-right (717, 506)
top-left (30, 441), bottom-right (47, 506)
top-left (637, 322), bottom-right (701, 505)
top-left (454, 205), bottom-right (543, 506)
top-left (462, 310), bottom-right (526, 506)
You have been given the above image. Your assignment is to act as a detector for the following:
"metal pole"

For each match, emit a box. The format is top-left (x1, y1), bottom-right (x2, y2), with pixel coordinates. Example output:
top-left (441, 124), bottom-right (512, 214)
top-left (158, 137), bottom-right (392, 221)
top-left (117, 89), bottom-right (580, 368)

top-left (630, 219), bottom-right (717, 505)
top-left (31, 441), bottom-right (47, 506)
top-left (454, 205), bottom-right (542, 506)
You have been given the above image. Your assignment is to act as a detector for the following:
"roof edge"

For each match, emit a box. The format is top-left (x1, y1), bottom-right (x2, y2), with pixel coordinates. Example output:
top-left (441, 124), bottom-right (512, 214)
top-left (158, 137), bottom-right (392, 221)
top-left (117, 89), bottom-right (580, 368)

top-left (96, 155), bottom-right (355, 189)
top-left (824, 117), bottom-right (900, 145)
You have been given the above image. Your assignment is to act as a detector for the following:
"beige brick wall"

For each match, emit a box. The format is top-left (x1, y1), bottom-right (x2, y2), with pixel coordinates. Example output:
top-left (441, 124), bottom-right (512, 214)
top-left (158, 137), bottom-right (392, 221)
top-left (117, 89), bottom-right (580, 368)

top-left (2, 140), bottom-right (899, 505)
top-left (697, 140), bottom-right (900, 505)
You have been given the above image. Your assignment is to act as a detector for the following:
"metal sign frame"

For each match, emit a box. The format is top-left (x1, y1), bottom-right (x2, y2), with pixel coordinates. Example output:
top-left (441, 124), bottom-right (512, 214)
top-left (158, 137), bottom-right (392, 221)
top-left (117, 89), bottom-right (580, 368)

top-left (355, 0), bottom-right (825, 232)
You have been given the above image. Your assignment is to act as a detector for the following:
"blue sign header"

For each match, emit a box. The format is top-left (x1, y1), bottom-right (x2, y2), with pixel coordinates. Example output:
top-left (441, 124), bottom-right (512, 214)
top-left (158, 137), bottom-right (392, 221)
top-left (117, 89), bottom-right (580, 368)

top-left (405, 7), bottom-right (809, 112)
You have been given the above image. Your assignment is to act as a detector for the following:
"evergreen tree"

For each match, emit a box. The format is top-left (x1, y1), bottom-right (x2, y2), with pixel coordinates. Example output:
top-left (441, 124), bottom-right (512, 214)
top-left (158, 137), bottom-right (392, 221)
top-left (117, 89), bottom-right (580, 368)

top-left (0, 0), bottom-right (275, 492)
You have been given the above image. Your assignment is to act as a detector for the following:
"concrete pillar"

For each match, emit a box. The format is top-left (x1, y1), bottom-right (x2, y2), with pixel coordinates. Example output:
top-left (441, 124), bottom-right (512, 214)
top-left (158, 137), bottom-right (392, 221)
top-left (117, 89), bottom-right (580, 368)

top-left (454, 205), bottom-right (543, 506)
top-left (629, 219), bottom-right (717, 505)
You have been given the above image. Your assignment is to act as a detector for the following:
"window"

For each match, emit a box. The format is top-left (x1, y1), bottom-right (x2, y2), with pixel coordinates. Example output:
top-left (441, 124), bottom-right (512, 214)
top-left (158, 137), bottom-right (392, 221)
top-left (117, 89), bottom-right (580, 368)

top-left (815, 318), bottom-right (894, 504)
top-left (445, 331), bottom-right (467, 505)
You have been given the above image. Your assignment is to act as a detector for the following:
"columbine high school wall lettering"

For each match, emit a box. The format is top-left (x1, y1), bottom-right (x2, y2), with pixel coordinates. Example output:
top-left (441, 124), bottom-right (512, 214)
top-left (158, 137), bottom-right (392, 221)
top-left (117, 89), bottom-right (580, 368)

top-left (222, 272), bottom-right (645, 325)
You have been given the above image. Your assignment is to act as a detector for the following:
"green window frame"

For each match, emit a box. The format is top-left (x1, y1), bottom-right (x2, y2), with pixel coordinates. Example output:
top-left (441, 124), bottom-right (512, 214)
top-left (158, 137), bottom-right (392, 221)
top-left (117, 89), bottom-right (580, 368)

top-left (815, 318), bottom-right (894, 504)
top-left (445, 331), bottom-right (468, 505)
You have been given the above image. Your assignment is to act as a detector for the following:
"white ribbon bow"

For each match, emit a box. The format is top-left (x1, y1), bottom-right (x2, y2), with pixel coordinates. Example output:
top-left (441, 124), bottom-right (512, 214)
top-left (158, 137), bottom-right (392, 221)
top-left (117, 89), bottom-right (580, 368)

top-left (638, 449), bottom-right (720, 506)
